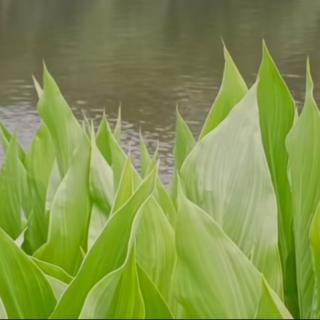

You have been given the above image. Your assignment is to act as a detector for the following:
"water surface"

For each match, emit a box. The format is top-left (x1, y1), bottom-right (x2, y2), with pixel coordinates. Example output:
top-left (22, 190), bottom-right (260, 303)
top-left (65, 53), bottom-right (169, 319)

top-left (1, 0), bottom-right (320, 182)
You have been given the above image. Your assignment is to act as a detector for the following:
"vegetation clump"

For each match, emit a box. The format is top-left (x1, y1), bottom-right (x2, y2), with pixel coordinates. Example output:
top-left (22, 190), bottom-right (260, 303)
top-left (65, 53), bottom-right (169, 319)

top-left (0, 44), bottom-right (319, 319)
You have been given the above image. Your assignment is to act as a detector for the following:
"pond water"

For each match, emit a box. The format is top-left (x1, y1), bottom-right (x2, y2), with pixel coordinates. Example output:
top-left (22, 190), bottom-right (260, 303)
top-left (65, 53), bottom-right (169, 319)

top-left (1, 0), bottom-right (320, 183)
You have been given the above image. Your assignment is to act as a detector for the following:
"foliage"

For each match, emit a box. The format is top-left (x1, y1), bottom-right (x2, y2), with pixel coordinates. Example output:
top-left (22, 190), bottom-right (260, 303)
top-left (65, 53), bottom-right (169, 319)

top-left (0, 44), bottom-right (318, 319)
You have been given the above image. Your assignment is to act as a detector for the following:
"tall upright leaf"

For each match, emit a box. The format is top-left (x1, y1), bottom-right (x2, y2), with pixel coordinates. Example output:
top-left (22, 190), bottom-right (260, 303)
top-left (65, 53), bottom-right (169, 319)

top-left (174, 110), bottom-right (195, 170)
top-left (181, 85), bottom-right (283, 295)
top-left (23, 124), bottom-right (55, 253)
top-left (34, 138), bottom-right (91, 275)
top-left (174, 190), bottom-right (291, 319)
top-left (257, 43), bottom-right (298, 315)
top-left (200, 46), bottom-right (248, 138)
top-left (0, 137), bottom-right (26, 239)
top-left (96, 116), bottom-right (129, 188)
top-left (37, 67), bottom-right (86, 175)
top-left (310, 201), bottom-right (320, 318)
top-left (287, 62), bottom-right (320, 318)
top-left (136, 197), bottom-right (176, 302)
top-left (79, 249), bottom-right (145, 319)
top-left (0, 227), bottom-right (56, 318)
top-left (51, 167), bottom-right (157, 318)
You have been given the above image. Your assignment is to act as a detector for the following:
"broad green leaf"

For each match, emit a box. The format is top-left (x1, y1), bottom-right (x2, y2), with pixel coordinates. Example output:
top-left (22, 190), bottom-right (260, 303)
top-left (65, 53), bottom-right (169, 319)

top-left (136, 197), bottom-right (176, 301)
top-left (181, 85), bottom-right (283, 295)
top-left (51, 167), bottom-right (157, 319)
top-left (309, 201), bottom-right (320, 318)
top-left (23, 124), bottom-right (55, 253)
top-left (200, 46), bottom-right (248, 138)
top-left (79, 249), bottom-right (145, 319)
top-left (34, 138), bottom-right (91, 275)
top-left (257, 43), bottom-right (298, 315)
top-left (89, 132), bottom-right (114, 215)
top-left (32, 257), bottom-right (73, 284)
top-left (137, 265), bottom-right (173, 319)
top-left (38, 67), bottom-right (86, 175)
top-left (287, 62), bottom-right (320, 318)
top-left (174, 191), bottom-right (291, 319)
top-left (0, 137), bottom-right (26, 239)
top-left (0, 227), bottom-right (56, 318)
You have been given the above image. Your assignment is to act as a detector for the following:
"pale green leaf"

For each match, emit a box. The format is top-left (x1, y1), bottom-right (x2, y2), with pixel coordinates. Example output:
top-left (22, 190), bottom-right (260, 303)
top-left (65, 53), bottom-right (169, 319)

top-left (34, 138), bottom-right (91, 275)
top-left (287, 62), bottom-right (320, 318)
top-left (38, 67), bottom-right (86, 175)
top-left (79, 249), bottom-right (145, 319)
top-left (0, 137), bottom-right (26, 239)
top-left (23, 124), bottom-right (55, 253)
top-left (89, 132), bottom-right (114, 215)
top-left (309, 201), bottom-right (320, 318)
top-left (113, 106), bottom-right (122, 142)
top-left (257, 43), bottom-right (298, 315)
top-left (174, 191), bottom-right (291, 319)
top-left (174, 109), bottom-right (195, 170)
top-left (32, 257), bottom-right (73, 284)
top-left (0, 227), bottom-right (56, 318)
top-left (137, 265), bottom-right (173, 319)
top-left (200, 46), bottom-right (248, 138)
top-left (136, 197), bottom-right (176, 301)
top-left (51, 167), bottom-right (157, 318)
top-left (181, 85), bottom-right (283, 295)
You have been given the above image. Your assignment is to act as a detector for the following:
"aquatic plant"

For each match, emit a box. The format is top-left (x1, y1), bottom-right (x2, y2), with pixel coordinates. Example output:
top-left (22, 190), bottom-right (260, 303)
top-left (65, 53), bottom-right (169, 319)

top-left (0, 43), bottom-right (319, 319)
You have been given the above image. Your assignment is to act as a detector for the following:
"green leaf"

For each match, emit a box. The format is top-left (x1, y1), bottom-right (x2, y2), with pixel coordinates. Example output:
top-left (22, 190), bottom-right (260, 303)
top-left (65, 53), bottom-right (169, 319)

top-left (137, 265), bottom-right (173, 319)
top-left (113, 106), bottom-right (122, 142)
top-left (32, 257), bottom-right (73, 284)
top-left (0, 227), bottom-right (56, 318)
top-left (46, 275), bottom-right (68, 301)
top-left (139, 131), bottom-right (154, 177)
top-left (23, 124), bottom-right (55, 253)
top-left (174, 190), bottom-right (291, 319)
top-left (51, 167), bottom-right (157, 319)
top-left (0, 137), bottom-right (26, 239)
top-left (79, 249), bottom-right (145, 319)
top-left (0, 122), bottom-right (26, 163)
top-left (174, 109), bottom-right (195, 170)
top-left (136, 197), bottom-right (176, 301)
top-left (257, 43), bottom-right (298, 315)
top-left (286, 61), bottom-right (320, 318)
top-left (200, 46), bottom-right (248, 138)
top-left (89, 131), bottom-right (114, 215)
top-left (111, 158), bottom-right (136, 214)
top-left (0, 297), bottom-right (7, 319)
top-left (96, 116), bottom-right (128, 187)
top-left (38, 66), bottom-right (86, 175)
top-left (309, 201), bottom-right (320, 318)
top-left (181, 85), bottom-right (283, 295)
top-left (34, 138), bottom-right (91, 275)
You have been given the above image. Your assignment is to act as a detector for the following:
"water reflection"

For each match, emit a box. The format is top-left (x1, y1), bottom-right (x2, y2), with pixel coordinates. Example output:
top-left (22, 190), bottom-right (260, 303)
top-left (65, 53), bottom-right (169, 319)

top-left (1, 0), bottom-right (320, 182)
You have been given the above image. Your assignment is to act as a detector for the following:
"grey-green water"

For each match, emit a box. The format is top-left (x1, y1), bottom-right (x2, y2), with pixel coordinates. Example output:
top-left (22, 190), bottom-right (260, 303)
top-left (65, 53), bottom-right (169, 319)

top-left (1, 0), bottom-right (320, 182)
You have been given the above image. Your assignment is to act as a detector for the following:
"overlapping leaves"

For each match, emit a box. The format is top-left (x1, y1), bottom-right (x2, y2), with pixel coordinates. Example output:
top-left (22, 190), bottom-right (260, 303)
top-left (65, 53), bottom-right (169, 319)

top-left (0, 44), bottom-right (319, 319)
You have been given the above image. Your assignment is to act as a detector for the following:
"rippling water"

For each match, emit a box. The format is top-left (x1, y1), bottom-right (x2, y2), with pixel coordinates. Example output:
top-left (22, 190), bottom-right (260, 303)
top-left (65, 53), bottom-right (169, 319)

top-left (1, 0), bottom-right (320, 182)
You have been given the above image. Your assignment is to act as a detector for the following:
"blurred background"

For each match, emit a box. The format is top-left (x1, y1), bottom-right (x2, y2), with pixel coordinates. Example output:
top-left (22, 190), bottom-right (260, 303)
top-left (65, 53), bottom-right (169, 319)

top-left (1, 0), bottom-right (320, 182)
